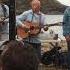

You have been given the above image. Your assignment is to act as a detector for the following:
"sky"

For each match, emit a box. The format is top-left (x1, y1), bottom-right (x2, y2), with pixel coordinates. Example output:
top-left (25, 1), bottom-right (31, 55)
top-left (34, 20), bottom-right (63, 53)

top-left (57, 0), bottom-right (70, 6)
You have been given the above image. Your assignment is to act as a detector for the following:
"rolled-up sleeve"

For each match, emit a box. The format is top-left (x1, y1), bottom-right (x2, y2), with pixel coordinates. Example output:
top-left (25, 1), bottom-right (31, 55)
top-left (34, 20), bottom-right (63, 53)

top-left (16, 11), bottom-right (28, 26)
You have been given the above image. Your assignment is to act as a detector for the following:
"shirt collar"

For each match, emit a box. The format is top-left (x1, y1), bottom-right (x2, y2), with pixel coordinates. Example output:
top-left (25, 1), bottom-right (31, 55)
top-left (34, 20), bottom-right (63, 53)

top-left (30, 9), bottom-right (41, 15)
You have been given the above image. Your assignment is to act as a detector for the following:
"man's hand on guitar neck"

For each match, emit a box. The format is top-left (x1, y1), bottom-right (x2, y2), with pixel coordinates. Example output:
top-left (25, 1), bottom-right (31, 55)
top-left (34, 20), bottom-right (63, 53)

top-left (43, 26), bottom-right (48, 31)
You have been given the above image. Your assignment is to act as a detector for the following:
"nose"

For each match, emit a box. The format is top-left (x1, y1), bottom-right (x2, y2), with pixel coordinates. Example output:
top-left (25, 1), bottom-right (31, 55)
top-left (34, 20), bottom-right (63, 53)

top-left (33, 5), bottom-right (37, 9)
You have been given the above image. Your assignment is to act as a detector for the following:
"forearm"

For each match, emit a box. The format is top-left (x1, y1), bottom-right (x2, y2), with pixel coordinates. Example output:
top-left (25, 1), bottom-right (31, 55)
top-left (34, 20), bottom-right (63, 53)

top-left (16, 19), bottom-right (26, 29)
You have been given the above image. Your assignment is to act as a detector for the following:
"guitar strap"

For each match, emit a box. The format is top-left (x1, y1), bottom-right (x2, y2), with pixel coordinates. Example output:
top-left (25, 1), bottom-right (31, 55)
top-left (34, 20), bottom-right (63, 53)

top-left (31, 11), bottom-right (42, 25)
top-left (39, 13), bottom-right (42, 26)
top-left (31, 12), bottom-right (34, 22)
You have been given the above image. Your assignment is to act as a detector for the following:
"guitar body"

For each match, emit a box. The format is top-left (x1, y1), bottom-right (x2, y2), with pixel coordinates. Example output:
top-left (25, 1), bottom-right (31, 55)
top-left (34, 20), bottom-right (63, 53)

top-left (17, 27), bottom-right (28, 39)
top-left (17, 21), bottom-right (62, 39)
top-left (17, 21), bottom-right (40, 39)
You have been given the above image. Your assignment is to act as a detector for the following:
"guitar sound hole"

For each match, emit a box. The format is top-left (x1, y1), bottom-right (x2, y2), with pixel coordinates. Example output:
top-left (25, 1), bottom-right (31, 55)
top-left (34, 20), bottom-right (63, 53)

top-left (30, 26), bottom-right (34, 30)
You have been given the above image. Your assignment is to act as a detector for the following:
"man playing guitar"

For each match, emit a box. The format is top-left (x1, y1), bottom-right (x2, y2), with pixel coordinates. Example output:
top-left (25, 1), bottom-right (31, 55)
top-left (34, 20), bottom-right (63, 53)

top-left (0, 0), bottom-right (9, 41)
top-left (16, 0), bottom-right (46, 60)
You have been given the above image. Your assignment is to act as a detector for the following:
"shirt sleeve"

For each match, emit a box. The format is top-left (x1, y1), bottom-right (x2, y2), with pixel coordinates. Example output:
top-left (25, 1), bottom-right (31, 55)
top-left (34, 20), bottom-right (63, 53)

top-left (16, 11), bottom-right (28, 26)
top-left (3, 5), bottom-right (9, 23)
top-left (4, 5), bottom-right (9, 18)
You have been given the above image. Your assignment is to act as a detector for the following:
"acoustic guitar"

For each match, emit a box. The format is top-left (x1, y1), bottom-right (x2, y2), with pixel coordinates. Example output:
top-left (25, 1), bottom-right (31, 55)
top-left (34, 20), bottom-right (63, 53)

top-left (17, 21), bottom-right (62, 39)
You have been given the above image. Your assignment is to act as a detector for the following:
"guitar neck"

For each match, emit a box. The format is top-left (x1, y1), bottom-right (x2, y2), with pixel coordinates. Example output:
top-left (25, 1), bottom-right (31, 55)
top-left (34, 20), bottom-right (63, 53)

top-left (44, 22), bottom-right (62, 27)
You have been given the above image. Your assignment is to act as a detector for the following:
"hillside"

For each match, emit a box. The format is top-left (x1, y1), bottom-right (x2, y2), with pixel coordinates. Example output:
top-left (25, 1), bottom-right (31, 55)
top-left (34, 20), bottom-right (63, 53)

top-left (4, 0), bottom-right (67, 14)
